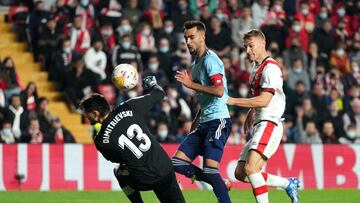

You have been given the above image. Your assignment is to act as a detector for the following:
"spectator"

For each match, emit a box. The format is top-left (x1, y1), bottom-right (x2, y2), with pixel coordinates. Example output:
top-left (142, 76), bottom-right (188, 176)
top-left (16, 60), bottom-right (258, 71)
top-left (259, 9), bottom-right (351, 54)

top-left (53, 0), bottom-right (73, 35)
top-left (231, 6), bottom-right (255, 48)
top-left (143, 54), bottom-right (169, 88)
top-left (74, 0), bottom-right (95, 30)
top-left (157, 37), bottom-right (173, 80)
top-left (307, 42), bottom-right (319, 81)
top-left (227, 122), bottom-right (243, 145)
top-left (97, 23), bottom-right (116, 54)
top-left (69, 15), bottom-right (91, 54)
top-left (122, 0), bottom-right (142, 27)
top-left (37, 17), bottom-right (62, 70)
top-left (155, 18), bottom-right (178, 52)
top-left (142, 0), bottom-right (164, 32)
top-left (261, 15), bottom-right (288, 52)
top-left (26, 0), bottom-right (49, 60)
top-left (63, 56), bottom-right (98, 111)
top-left (169, 0), bottom-right (194, 33)
top-left (339, 123), bottom-right (360, 144)
top-left (36, 97), bottom-right (54, 133)
top-left (343, 61), bottom-right (360, 90)
top-left (52, 37), bottom-right (74, 86)
top-left (0, 120), bottom-right (17, 144)
top-left (84, 39), bottom-right (107, 81)
top-left (176, 120), bottom-right (191, 143)
top-left (283, 36), bottom-right (308, 71)
top-left (329, 43), bottom-right (351, 75)
top-left (297, 119), bottom-right (322, 144)
top-left (310, 83), bottom-right (327, 115)
top-left (5, 94), bottom-right (28, 140)
top-left (315, 6), bottom-right (330, 28)
top-left (251, 0), bottom-right (270, 28)
top-left (48, 117), bottom-right (75, 143)
top-left (111, 34), bottom-right (142, 70)
top-left (286, 81), bottom-right (309, 115)
top-left (321, 120), bottom-right (339, 144)
top-left (165, 84), bottom-right (191, 121)
top-left (1, 57), bottom-right (21, 102)
top-left (286, 59), bottom-right (311, 92)
top-left (293, 0), bottom-right (315, 38)
top-left (312, 19), bottom-right (335, 64)
top-left (136, 23), bottom-right (156, 65)
top-left (20, 82), bottom-right (38, 112)
top-left (115, 18), bottom-right (134, 38)
top-left (206, 16), bottom-right (232, 57)
top-left (157, 98), bottom-right (180, 136)
top-left (323, 101), bottom-right (346, 139)
top-left (155, 121), bottom-right (176, 143)
top-left (343, 98), bottom-right (360, 137)
top-left (285, 18), bottom-right (309, 53)
top-left (283, 114), bottom-right (299, 143)
top-left (22, 117), bottom-right (47, 144)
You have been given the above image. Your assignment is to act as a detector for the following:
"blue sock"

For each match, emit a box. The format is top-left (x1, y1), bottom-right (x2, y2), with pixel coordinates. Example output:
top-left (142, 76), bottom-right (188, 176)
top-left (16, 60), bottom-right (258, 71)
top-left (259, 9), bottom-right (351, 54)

top-left (172, 157), bottom-right (206, 181)
top-left (203, 166), bottom-right (231, 203)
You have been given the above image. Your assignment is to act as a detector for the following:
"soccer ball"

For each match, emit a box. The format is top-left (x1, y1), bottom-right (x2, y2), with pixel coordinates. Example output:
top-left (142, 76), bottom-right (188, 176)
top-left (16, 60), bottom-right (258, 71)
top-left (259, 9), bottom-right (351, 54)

top-left (112, 63), bottom-right (139, 89)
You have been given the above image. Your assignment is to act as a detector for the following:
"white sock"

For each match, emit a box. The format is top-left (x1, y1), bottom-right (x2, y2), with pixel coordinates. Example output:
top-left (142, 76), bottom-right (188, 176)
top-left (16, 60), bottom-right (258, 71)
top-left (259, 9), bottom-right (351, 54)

top-left (265, 173), bottom-right (290, 189)
top-left (248, 172), bottom-right (269, 203)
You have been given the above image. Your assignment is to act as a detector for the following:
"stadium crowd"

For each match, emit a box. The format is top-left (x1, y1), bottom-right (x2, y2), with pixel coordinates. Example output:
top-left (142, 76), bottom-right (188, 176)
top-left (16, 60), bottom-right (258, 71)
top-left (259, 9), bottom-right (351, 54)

top-left (0, 0), bottom-right (359, 145)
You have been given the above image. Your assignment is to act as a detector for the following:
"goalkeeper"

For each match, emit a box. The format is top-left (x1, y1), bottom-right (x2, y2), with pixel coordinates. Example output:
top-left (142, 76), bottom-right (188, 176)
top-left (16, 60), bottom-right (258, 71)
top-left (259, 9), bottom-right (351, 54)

top-left (79, 76), bottom-right (185, 203)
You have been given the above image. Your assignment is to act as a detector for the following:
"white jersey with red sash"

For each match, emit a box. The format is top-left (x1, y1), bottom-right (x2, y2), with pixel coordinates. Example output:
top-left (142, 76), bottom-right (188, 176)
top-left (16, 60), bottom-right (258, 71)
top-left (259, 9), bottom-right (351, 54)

top-left (249, 57), bottom-right (285, 125)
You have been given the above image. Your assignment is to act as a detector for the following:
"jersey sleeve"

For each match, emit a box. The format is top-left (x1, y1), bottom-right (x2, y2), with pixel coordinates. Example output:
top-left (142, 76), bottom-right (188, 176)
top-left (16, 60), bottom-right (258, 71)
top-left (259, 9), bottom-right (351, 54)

top-left (261, 64), bottom-right (282, 94)
top-left (127, 85), bottom-right (165, 112)
top-left (204, 55), bottom-right (224, 77)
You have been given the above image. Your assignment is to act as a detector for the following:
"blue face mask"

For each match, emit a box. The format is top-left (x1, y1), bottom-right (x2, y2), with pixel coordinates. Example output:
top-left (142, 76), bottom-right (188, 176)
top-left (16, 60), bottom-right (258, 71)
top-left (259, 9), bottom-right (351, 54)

top-left (121, 42), bottom-right (131, 49)
top-left (64, 47), bottom-right (71, 53)
top-left (1, 129), bottom-right (12, 136)
top-left (148, 63), bottom-right (158, 71)
top-left (159, 46), bottom-right (169, 53)
top-left (158, 130), bottom-right (168, 139)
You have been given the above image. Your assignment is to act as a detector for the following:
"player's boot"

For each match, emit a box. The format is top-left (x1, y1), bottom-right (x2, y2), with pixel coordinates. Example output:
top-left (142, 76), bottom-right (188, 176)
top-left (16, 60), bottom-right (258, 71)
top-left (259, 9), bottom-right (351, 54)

top-left (285, 178), bottom-right (300, 203)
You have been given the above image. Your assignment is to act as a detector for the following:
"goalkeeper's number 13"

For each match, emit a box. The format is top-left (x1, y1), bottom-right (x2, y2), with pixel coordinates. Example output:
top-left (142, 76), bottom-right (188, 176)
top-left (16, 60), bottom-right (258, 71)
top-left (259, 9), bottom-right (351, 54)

top-left (118, 124), bottom-right (151, 159)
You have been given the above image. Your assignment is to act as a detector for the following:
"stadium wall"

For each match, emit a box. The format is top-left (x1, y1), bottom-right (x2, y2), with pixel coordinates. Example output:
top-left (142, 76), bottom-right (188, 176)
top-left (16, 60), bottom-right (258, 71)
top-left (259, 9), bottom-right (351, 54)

top-left (0, 144), bottom-right (359, 190)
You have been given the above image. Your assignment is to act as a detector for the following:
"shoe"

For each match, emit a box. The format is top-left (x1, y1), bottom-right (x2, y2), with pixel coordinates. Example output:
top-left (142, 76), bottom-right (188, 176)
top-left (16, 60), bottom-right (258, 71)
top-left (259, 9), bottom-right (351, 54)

top-left (285, 178), bottom-right (300, 203)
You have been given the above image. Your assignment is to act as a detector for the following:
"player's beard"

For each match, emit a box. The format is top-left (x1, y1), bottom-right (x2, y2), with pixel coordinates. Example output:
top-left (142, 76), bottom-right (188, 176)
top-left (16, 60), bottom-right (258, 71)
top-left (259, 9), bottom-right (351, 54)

top-left (88, 117), bottom-right (97, 125)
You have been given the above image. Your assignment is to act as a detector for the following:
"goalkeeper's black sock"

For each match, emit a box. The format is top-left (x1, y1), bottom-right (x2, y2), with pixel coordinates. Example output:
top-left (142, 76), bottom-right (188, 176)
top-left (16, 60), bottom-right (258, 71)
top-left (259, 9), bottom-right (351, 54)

top-left (126, 191), bottom-right (144, 203)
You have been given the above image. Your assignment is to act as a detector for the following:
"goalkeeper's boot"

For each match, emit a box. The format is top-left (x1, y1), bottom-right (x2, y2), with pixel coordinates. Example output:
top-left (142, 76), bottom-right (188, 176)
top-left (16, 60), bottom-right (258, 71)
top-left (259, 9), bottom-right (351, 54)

top-left (285, 178), bottom-right (300, 203)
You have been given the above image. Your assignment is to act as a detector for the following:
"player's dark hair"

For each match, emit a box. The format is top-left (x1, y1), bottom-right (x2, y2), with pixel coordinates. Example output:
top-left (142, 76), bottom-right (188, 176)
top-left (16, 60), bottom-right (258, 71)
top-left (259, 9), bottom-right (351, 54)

top-left (183, 20), bottom-right (206, 33)
top-left (243, 29), bottom-right (266, 42)
top-left (79, 93), bottom-right (110, 117)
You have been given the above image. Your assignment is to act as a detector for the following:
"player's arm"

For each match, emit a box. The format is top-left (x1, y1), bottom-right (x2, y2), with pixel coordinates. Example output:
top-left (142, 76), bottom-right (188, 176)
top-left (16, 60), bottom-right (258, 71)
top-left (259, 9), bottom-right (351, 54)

top-left (175, 71), bottom-right (224, 97)
top-left (227, 91), bottom-right (273, 108)
top-left (190, 108), bottom-right (201, 132)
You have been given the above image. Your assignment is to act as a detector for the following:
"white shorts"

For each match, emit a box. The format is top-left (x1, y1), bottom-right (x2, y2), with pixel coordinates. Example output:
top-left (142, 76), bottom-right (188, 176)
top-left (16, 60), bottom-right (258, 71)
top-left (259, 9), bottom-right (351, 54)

top-left (239, 120), bottom-right (283, 161)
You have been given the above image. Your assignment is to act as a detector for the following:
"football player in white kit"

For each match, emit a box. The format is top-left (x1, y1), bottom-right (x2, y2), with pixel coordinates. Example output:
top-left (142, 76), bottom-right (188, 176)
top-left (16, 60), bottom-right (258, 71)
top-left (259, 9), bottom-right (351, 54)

top-left (227, 29), bottom-right (300, 203)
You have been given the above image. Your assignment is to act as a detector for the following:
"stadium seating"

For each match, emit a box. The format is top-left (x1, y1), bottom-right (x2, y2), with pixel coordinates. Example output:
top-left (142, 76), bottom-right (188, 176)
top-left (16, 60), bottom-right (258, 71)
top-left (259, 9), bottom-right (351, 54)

top-left (0, 14), bottom-right (92, 143)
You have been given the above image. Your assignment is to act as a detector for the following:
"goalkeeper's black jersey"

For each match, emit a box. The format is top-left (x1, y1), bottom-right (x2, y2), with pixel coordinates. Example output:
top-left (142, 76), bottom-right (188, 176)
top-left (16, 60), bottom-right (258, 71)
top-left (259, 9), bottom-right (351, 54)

top-left (94, 85), bottom-right (173, 184)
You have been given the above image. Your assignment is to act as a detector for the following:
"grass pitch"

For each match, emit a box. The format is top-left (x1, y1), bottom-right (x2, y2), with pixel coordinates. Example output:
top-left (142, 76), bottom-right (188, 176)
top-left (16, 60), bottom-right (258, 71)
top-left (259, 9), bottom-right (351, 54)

top-left (0, 190), bottom-right (359, 203)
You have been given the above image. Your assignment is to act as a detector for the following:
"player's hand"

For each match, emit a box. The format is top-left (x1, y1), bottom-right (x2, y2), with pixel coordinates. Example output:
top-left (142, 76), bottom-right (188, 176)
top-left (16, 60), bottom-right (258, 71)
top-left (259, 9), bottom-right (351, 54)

top-left (175, 70), bottom-right (193, 89)
top-left (143, 76), bottom-right (157, 90)
top-left (244, 109), bottom-right (254, 134)
top-left (227, 97), bottom-right (235, 105)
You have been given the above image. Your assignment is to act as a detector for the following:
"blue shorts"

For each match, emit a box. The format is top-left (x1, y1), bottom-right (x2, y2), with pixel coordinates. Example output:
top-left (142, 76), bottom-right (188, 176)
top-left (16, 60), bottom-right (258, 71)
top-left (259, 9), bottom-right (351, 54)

top-left (178, 118), bottom-right (232, 162)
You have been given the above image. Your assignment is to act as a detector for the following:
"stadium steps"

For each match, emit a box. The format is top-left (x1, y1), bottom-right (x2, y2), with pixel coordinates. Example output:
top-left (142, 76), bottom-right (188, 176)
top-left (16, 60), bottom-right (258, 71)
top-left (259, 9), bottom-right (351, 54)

top-left (0, 14), bottom-right (92, 144)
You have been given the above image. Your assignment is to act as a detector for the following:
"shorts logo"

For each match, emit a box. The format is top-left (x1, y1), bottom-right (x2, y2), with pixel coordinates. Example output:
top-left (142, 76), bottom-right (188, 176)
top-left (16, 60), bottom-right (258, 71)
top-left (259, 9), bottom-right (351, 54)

top-left (251, 141), bottom-right (258, 146)
top-left (209, 137), bottom-right (214, 142)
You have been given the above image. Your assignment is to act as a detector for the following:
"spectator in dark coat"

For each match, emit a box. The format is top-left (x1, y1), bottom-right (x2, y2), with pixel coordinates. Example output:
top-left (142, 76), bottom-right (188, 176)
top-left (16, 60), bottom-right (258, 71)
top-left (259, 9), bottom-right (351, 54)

top-left (48, 117), bottom-right (75, 143)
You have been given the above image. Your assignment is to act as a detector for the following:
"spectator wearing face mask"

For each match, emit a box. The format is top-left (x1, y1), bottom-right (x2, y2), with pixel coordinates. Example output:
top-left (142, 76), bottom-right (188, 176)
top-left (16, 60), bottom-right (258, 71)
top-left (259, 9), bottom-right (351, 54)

top-left (155, 19), bottom-right (178, 52)
top-left (315, 6), bottom-right (330, 28)
top-left (321, 121), bottom-right (339, 144)
top-left (115, 18), bottom-right (133, 38)
top-left (343, 98), bottom-right (360, 137)
top-left (286, 59), bottom-right (311, 92)
top-left (157, 99), bottom-right (180, 136)
top-left (69, 15), bottom-right (91, 54)
top-left (0, 120), bottom-right (17, 144)
top-left (169, 0), bottom-right (194, 33)
top-left (121, 0), bottom-right (142, 27)
top-left (293, 1), bottom-right (315, 35)
top-left (339, 123), bottom-right (360, 144)
top-left (97, 23), bottom-right (116, 54)
top-left (48, 117), bottom-right (75, 143)
top-left (74, 0), bottom-right (95, 30)
top-left (312, 19), bottom-right (336, 63)
top-left (331, 2), bottom-right (356, 37)
top-left (156, 121), bottom-right (176, 143)
top-left (52, 37), bottom-right (74, 85)
top-left (84, 39), bottom-right (107, 81)
top-left (111, 34), bottom-right (142, 70)
top-left (143, 54), bottom-right (169, 88)
top-left (157, 38), bottom-right (173, 80)
top-left (285, 18), bottom-right (309, 52)
top-left (141, 0), bottom-right (164, 32)
top-left (283, 37), bottom-right (308, 70)
top-left (297, 119), bottom-right (322, 144)
top-left (330, 43), bottom-right (351, 75)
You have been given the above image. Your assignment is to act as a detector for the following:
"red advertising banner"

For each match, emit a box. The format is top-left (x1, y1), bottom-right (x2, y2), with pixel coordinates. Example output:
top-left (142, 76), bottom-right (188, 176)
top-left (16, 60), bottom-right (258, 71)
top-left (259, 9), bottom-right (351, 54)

top-left (0, 144), bottom-right (359, 190)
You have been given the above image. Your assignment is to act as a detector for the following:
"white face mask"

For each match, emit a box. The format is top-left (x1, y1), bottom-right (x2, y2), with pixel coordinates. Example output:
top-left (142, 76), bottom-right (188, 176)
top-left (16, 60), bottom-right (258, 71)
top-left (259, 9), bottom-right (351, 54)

top-left (294, 68), bottom-right (302, 73)
top-left (121, 24), bottom-right (132, 32)
top-left (64, 47), bottom-right (71, 53)
top-left (158, 130), bottom-right (168, 139)
top-left (274, 5), bottom-right (282, 12)
top-left (353, 66), bottom-right (359, 73)
top-left (164, 26), bottom-right (173, 34)
top-left (142, 28), bottom-right (151, 36)
top-left (293, 25), bottom-right (301, 32)
top-left (336, 49), bottom-right (345, 57)
top-left (148, 63), bottom-right (158, 71)
top-left (337, 8), bottom-right (346, 17)
top-left (319, 12), bottom-right (327, 19)
top-left (159, 46), bottom-right (169, 53)
top-left (301, 8), bottom-right (309, 15)
top-left (238, 88), bottom-right (248, 97)
top-left (347, 130), bottom-right (357, 139)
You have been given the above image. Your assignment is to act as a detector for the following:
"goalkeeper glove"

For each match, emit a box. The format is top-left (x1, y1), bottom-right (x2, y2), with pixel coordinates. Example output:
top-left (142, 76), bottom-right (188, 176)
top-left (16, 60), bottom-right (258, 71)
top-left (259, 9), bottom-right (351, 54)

top-left (143, 76), bottom-right (157, 90)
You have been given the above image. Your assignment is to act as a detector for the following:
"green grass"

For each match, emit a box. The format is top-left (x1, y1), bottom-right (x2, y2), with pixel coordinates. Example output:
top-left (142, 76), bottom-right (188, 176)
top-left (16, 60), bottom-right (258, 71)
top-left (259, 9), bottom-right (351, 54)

top-left (0, 190), bottom-right (359, 203)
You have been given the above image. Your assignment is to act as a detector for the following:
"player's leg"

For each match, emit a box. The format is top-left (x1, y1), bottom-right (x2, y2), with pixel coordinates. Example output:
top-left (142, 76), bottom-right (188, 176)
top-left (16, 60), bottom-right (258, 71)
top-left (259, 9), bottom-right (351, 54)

top-left (153, 172), bottom-right (186, 203)
top-left (113, 165), bottom-right (144, 203)
top-left (172, 127), bottom-right (207, 182)
top-left (202, 118), bottom-right (232, 203)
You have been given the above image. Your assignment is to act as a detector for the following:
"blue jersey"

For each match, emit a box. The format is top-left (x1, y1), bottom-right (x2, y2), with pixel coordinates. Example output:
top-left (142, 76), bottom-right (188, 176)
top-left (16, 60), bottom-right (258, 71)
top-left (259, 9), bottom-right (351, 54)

top-left (192, 49), bottom-right (230, 123)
